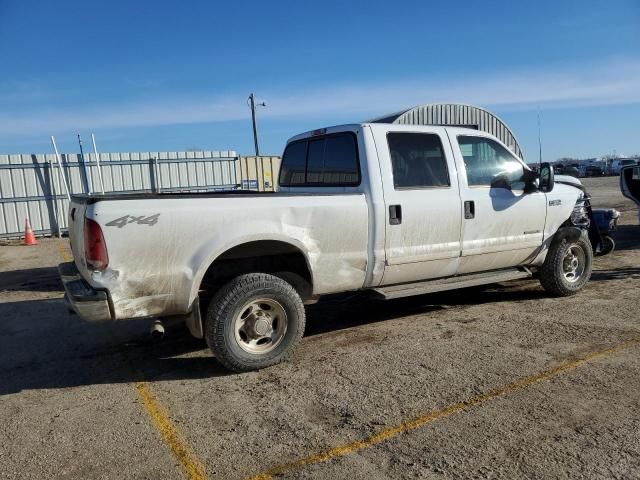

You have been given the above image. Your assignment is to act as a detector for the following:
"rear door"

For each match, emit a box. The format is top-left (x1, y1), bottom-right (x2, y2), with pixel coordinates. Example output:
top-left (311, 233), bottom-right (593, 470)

top-left (371, 124), bottom-right (463, 285)
top-left (448, 130), bottom-right (547, 274)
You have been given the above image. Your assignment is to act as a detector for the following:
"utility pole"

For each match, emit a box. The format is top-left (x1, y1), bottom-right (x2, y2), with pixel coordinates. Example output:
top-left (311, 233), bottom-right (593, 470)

top-left (248, 93), bottom-right (266, 156)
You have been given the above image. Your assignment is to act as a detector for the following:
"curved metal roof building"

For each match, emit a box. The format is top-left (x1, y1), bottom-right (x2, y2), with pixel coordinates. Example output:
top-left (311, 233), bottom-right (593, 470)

top-left (368, 103), bottom-right (524, 159)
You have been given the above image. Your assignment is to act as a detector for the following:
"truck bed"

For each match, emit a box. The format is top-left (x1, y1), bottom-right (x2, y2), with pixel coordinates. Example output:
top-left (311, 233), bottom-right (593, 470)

top-left (68, 191), bottom-right (370, 320)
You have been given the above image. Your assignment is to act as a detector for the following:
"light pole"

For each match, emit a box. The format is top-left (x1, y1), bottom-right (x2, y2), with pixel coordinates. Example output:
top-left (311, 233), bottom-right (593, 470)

top-left (248, 93), bottom-right (266, 156)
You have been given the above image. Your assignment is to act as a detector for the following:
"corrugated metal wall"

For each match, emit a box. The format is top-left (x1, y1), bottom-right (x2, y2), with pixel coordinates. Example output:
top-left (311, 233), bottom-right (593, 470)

top-left (0, 151), bottom-right (281, 238)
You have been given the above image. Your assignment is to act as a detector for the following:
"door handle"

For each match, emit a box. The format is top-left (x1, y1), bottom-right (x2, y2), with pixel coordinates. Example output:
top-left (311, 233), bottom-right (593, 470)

top-left (464, 200), bottom-right (475, 219)
top-left (389, 204), bottom-right (402, 225)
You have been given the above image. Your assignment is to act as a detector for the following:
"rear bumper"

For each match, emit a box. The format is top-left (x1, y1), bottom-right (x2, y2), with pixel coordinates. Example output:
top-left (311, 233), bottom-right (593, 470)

top-left (58, 262), bottom-right (113, 322)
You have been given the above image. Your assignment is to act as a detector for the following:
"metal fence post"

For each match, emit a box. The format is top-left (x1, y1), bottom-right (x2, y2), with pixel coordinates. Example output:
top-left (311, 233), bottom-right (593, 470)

top-left (48, 160), bottom-right (61, 237)
top-left (269, 157), bottom-right (274, 191)
top-left (149, 157), bottom-right (158, 193)
top-left (155, 156), bottom-right (162, 193)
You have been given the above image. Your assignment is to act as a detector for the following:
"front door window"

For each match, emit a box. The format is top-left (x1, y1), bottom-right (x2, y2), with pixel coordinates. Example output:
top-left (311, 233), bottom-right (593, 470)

top-left (458, 136), bottom-right (525, 189)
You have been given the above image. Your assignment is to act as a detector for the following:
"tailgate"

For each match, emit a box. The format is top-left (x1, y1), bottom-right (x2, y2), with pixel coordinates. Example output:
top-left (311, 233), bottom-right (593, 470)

top-left (67, 196), bottom-right (89, 272)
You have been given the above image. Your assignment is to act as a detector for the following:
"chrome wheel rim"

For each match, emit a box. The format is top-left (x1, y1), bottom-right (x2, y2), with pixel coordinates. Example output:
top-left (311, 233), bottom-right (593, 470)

top-left (233, 298), bottom-right (287, 354)
top-left (562, 245), bottom-right (585, 283)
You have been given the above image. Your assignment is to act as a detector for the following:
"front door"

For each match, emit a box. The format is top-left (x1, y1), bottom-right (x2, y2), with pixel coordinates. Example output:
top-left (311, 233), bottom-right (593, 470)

top-left (372, 125), bottom-right (464, 285)
top-left (449, 131), bottom-right (547, 274)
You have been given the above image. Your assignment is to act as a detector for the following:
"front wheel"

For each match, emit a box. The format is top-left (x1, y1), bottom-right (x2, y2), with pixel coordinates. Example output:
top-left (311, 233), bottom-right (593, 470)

top-left (205, 273), bottom-right (306, 372)
top-left (539, 234), bottom-right (593, 296)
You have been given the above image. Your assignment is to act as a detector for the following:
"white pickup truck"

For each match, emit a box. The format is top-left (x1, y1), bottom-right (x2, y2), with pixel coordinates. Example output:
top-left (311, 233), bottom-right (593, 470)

top-left (60, 121), bottom-right (594, 371)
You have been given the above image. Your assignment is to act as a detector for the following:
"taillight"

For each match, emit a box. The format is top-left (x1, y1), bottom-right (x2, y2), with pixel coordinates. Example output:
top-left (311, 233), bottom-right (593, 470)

top-left (84, 218), bottom-right (109, 271)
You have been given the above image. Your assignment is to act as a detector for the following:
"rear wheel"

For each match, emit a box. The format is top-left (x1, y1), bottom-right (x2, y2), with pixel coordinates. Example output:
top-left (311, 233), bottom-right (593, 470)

top-left (205, 273), bottom-right (305, 372)
top-left (539, 234), bottom-right (593, 296)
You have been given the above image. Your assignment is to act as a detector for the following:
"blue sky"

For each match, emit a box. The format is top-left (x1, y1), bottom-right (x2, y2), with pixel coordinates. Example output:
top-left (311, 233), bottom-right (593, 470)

top-left (0, 0), bottom-right (638, 161)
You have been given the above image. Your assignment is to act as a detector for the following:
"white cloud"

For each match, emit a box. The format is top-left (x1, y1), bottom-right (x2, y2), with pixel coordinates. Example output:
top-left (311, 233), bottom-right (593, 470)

top-left (1, 57), bottom-right (639, 137)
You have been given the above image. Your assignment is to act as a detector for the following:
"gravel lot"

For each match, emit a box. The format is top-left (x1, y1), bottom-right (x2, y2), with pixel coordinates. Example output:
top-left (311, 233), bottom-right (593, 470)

top-left (1, 176), bottom-right (639, 480)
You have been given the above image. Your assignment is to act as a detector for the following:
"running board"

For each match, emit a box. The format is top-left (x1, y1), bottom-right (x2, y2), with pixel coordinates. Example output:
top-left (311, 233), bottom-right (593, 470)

top-left (373, 268), bottom-right (532, 300)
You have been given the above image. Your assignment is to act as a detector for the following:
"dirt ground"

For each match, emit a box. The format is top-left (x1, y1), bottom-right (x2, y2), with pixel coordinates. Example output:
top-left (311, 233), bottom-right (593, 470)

top-left (1, 176), bottom-right (639, 480)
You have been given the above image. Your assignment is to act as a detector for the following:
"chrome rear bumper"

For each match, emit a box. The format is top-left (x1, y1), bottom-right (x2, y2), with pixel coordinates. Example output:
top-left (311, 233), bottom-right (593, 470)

top-left (58, 262), bottom-right (113, 322)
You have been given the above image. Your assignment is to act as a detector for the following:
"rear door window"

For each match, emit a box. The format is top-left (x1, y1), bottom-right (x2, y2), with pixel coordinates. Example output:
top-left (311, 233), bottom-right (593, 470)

top-left (387, 133), bottom-right (450, 189)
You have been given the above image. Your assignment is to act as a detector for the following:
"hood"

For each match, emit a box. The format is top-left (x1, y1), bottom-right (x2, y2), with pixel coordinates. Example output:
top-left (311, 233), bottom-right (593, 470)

top-left (555, 174), bottom-right (584, 191)
top-left (555, 174), bottom-right (582, 187)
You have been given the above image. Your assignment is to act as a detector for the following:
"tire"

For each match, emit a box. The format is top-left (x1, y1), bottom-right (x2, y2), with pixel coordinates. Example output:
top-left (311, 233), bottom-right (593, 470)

top-left (598, 235), bottom-right (615, 256)
top-left (205, 273), bottom-right (305, 372)
top-left (539, 234), bottom-right (593, 296)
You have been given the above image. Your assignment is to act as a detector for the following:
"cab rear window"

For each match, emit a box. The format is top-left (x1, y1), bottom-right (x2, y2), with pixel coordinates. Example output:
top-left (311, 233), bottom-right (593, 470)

top-left (279, 133), bottom-right (360, 186)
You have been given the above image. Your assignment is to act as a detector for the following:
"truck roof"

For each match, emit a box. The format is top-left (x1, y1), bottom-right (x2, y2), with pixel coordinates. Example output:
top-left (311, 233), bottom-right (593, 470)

top-left (286, 103), bottom-right (524, 159)
top-left (287, 122), bottom-right (481, 144)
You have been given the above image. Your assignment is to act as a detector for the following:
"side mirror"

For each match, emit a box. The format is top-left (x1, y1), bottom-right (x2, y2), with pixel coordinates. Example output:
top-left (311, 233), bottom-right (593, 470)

top-left (521, 169), bottom-right (539, 193)
top-left (539, 162), bottom-right (554, 193)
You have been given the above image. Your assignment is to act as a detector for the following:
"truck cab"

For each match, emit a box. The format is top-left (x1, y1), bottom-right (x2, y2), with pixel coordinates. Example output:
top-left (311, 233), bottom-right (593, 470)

top-left (279, 123), bottom-right (582, 288)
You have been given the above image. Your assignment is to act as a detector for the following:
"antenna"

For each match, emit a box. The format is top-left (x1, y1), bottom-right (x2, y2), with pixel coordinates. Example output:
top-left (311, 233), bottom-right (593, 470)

top-left (537, 109), bottom-right (543, 167)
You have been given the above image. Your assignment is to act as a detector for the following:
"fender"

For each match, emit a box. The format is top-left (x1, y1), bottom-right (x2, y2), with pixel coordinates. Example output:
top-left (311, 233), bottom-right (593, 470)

top-left (529, 226), bottom-right (586, 267)
top-left (550, 226), bottom-right (584, 246)
top-left (186, 232), bottom-right (314, 306)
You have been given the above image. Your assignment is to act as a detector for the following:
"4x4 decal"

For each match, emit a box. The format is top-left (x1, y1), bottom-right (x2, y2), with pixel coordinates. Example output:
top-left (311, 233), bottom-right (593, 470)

top-left (105, 214), bottom-right (160, 228)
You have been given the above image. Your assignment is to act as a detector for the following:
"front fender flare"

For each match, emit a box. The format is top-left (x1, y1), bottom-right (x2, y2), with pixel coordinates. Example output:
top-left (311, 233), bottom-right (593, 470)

top-left (551, 226), bottom-right (584, 246)
top-left (530, 226), bottom-right (585, 267)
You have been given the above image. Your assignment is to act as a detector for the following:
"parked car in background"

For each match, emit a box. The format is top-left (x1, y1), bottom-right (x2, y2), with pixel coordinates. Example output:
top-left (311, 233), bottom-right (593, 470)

top-left (562, 166), bottom-right (580, 177)
top-left (586, 164), bottom-right (606, 176)
top-left (609, 159), bottom-right (638, 175)
top-left (554, 165), bottom-right (580, 177)
top-left (577, 164), bottom-right (589, 177)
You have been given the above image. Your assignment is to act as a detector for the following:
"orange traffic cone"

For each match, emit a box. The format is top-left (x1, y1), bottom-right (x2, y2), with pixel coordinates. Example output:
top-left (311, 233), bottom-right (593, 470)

top-left (23, 217), bottom-right (38, 246)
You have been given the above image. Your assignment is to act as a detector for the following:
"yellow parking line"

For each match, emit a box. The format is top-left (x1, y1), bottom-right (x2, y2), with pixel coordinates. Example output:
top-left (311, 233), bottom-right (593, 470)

top-left (135, 381), bottom-right (207, 480)
top-left (56, 240), bottom-right (207, 480)
top-left (57, 241), bottom-right (72, 262)
top-left (248, 338), bottom-right (640, 480)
